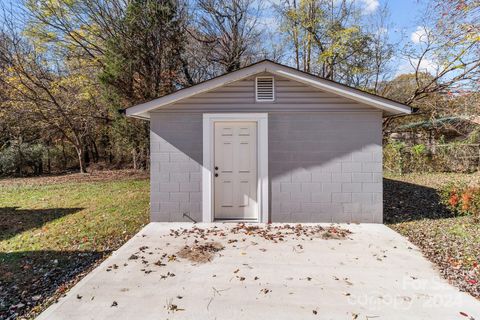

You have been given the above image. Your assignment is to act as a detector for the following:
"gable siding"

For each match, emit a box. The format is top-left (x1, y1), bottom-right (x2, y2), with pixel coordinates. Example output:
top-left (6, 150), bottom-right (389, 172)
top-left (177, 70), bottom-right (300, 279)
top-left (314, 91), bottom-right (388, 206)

top-left (152, 73), bottom-right (376, 113)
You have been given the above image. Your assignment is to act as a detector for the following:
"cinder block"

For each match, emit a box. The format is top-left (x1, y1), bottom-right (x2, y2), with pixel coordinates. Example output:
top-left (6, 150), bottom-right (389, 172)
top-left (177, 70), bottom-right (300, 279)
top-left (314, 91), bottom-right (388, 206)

top-left (372, 192), bottom-right (382, 203)
top-left (352, 152), bottom-right (373, 162)
top-left (362, 162), bottom-right (382, 173)
top-left (272, 192), bottom-right (291, 202)
top-left (301, 203), bottom-right (323, 213)
top-left (290, 191), bottom-right (310, 202)
top-left (311, 192), bottom-right (332, 203)
top-left (352, 173), bottom-right (372, 183)
top-left (372, 173), bottom-right (382, 183)
top-left (362, 183), bottom-right (382, 193)
top-left (180, 182), bottom-right (200, 192)
top-left (190, 172), bottom-right (202, 182)
top-left (280, 202), bottom-right (301, 213)
top-left (159, 182), bottom-right (179, 192)
top-left (159, 141), bottom-right (178, 152)
top-left (170, 173), bottom-right (189, 183)
top-left (281, 183), bottom-right (301, 193)
top-left (189, 192), bottom-right (202, 202)
top-left (332, 173), bottom-right (352, 182)
top-left (150, 153), bottom-right (169, 163)
top-left (301, 183), bottom-right (322, 193)
top-left (170, 192), bottom-right (189, 202)
top-left (332, 193), bottom-right (352, 203)
top-left (312, 171), bottom-right (332, 182)
top-left (159, 202), bottom-right (179, 214)
top-left (341, 162), bottom-right (362, 173)
top-left (322, 183), bottom-right (342, 192)
top-left (342, 183), bottom-right (362, 192)
top-left (309, 213), bottom-right (333, 223)
top-left (271, 183), bottom-right (281, 194)
top-left (322, 162), bottom-right (342, 173)
top-left (343, 203), bottom-right (361, 214)
top-left (170, 153), bottom-right (191, 162)
top-left (292, 169), bottom-right (312, 182)
top-left (352, 192), bottom-right (373, 204)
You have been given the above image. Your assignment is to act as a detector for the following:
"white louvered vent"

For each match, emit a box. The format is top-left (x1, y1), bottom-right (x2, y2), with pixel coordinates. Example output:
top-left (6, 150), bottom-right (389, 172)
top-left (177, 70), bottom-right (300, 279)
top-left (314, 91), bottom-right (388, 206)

top-left (255, 77), bottom-right (274, 102)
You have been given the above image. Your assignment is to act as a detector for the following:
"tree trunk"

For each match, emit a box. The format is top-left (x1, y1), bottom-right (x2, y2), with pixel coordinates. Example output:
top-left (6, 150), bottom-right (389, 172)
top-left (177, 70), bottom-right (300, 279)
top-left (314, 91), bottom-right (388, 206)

top-left (76, 147), bottom-right (87, 173)
top-left (132, 149), bottom-right (138, 170)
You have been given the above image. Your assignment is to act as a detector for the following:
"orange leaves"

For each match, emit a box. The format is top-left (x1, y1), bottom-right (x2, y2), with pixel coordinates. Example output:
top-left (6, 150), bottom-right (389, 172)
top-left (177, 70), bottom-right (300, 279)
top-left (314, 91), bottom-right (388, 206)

top-left (441, 183), bottom-right (480, 222)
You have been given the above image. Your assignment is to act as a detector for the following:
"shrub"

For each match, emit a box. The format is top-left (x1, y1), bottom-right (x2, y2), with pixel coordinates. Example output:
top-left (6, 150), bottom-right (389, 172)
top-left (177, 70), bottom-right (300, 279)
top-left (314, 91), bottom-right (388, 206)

top-left (441, 183), bottom-right (480, 223)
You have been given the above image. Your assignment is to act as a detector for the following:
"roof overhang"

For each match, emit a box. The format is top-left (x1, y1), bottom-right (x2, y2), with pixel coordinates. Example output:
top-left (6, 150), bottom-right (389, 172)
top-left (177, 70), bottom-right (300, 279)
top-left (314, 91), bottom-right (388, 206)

top-left (125, 60), bottom-right (412, 119)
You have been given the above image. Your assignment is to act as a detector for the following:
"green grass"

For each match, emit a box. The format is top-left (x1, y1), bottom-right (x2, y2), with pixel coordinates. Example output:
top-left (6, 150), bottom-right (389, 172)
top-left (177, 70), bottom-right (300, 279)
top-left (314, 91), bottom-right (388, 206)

top-left (0, 177), bottom-right (149, 318)
top-left (0, 179), bottom-right (149, 253)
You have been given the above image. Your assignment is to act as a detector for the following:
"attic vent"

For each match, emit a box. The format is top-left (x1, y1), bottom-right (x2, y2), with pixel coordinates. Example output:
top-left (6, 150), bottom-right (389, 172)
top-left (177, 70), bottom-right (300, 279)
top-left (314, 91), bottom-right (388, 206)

top-left (255, 77), bottom-right (274, 102)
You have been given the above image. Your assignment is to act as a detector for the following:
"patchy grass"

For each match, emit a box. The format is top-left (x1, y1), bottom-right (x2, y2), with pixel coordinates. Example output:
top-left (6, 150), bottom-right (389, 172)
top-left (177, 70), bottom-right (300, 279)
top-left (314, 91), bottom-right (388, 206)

top-left (384, 172), bottom-right (480, 299)
top-left (0, 172), bottom-right (149, 319)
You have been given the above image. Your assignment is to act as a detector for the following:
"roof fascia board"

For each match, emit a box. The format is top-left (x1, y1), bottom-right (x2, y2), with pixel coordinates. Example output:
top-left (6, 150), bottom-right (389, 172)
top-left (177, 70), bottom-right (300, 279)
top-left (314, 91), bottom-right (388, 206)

top-left (267, 64), bottom-right (411, 115)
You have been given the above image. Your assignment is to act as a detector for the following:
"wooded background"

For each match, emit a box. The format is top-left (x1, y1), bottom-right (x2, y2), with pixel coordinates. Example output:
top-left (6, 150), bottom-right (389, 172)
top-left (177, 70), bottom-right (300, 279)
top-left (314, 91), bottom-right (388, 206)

top-left (0, 0), bottom-right (478, 175)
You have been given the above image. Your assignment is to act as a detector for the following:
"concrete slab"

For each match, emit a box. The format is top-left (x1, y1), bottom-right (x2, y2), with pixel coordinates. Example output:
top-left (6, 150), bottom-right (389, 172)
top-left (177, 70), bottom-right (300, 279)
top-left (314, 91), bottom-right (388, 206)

top-left (37, 223), bottom-right (480, 320)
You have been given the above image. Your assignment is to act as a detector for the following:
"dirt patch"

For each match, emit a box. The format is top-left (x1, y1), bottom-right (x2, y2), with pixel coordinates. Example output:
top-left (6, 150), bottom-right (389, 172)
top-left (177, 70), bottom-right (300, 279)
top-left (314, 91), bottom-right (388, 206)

top-left (177, 242), bottom-right (225, 263)
top-left (320, 226), bottom-right (352, 240)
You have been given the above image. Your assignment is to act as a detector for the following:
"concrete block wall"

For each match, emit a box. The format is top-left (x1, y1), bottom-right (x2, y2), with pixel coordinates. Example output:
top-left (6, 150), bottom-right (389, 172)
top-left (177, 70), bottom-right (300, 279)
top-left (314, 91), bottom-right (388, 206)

top-left (150, 113), bottom-right (203, 222)
top-left (150, 111), bottom-right (383, 223)
top-left (269, 112), bottom-right (383, 223)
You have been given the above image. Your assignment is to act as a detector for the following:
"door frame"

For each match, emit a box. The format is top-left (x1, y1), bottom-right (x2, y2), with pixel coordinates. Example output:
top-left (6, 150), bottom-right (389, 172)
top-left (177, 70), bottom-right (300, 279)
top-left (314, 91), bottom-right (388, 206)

top-left (202, 113), bottom-right (269, 223)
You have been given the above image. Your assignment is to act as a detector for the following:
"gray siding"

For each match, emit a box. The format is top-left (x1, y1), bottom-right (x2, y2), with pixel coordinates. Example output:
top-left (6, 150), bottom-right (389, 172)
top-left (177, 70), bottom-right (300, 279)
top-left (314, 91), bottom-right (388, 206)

top-left (149, 73), bottom-right (383, 223)
top-left (152, 73), bottom-right (373, 113)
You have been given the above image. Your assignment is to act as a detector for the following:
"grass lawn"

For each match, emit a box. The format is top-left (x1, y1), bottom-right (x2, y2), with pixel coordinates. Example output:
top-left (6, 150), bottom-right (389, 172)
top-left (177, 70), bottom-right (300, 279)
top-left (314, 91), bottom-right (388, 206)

top-left (384, 172), bottom-right (480, 299)
top-left (0, 171), bottom-right (149, 319)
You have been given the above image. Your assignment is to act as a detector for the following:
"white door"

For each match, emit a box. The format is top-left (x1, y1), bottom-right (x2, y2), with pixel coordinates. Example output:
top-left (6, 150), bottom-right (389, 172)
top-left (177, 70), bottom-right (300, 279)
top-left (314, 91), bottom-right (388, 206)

top-left (214, 121), bottom-right (258, 220)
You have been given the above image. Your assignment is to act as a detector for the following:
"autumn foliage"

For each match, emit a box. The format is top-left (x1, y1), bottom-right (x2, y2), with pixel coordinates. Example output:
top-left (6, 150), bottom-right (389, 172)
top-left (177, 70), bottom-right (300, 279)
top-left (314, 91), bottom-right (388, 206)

top-left (441, 183), bottom-right (480, 222)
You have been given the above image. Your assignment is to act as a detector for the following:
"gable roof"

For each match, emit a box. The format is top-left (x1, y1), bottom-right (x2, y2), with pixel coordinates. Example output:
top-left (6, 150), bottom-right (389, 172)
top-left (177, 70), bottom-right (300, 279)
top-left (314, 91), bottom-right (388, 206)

top-left (125, 59), bottom-right (412, 119)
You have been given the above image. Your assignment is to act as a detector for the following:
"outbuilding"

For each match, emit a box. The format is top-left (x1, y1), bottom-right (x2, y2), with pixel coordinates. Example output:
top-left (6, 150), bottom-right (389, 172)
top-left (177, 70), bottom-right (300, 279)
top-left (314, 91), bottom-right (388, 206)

top-left (126, 60), bottom-right (412, 223)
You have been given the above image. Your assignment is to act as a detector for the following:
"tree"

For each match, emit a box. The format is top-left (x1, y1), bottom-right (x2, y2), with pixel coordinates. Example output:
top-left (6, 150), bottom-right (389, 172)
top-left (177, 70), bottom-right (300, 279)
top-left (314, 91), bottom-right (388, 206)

top-left (21, 0), bottom-right (188, 170)
top-left (400, 0), bottom-right (480, 105)
top-left (189, 0), bottom-right (261, 74)
top-left (276, 0), bottom-right (394, 91)
top-left (0, 25), bottom-right (105, 173)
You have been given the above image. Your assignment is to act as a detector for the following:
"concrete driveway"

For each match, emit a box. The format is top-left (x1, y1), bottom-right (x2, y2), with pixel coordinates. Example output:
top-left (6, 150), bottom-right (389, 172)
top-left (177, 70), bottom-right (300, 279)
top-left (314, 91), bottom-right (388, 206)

top-left (37, 223), bottom-right (479, 320)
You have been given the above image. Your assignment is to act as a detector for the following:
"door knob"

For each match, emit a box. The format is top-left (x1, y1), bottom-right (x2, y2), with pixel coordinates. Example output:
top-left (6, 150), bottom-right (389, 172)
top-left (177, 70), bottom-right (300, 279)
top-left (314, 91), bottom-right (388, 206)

top-left (215, 166), bottom-right (219, 170)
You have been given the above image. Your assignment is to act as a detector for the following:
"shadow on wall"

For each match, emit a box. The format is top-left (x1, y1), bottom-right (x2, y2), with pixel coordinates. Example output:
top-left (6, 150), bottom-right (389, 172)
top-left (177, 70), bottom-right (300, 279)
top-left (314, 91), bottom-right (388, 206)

top-left (0, 207), bottom-right (83, 241)
top-left (383, 178), bottom-right (454, 224)
top-left (150, 113), bottom-right (381, 179)
top-left (0, 250), bottom-right (106, 319)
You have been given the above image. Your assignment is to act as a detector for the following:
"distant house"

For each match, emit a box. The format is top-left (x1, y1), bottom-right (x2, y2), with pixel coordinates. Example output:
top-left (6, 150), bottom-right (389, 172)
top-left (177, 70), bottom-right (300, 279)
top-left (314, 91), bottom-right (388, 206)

top-left (126, 60), bottom-right (411, 223)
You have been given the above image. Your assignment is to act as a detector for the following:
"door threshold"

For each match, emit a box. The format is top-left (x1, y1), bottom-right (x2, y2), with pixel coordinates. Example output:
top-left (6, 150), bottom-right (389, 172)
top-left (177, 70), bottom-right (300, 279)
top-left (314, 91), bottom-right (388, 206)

top-left (213, 219), bottom-right (259, 223)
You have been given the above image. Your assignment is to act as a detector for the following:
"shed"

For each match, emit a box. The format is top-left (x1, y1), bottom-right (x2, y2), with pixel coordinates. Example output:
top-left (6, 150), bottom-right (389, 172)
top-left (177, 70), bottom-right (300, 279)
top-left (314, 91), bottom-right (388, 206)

top-left (126, 60), bottom-right (412, 223)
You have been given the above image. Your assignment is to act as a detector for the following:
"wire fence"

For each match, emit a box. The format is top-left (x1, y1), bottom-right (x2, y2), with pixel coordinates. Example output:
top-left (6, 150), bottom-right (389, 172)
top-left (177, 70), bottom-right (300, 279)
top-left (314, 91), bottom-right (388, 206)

top-left (384, 142), bottom-right (480, 174)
